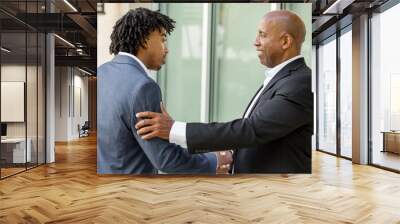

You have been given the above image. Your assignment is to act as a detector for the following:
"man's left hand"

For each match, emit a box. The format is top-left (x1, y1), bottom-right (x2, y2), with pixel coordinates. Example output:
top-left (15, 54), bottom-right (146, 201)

top-left (135, 102), bottom-right (173, 140)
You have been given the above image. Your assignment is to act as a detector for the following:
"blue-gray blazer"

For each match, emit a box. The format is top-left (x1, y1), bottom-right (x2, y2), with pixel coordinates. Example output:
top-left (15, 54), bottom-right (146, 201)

top-left (97, 54), bottom-right (217, 174)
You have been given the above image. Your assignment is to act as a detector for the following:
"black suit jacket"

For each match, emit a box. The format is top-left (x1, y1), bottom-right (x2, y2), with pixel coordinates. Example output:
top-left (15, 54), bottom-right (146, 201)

top-left (186, 58), bottom-right (313, 173)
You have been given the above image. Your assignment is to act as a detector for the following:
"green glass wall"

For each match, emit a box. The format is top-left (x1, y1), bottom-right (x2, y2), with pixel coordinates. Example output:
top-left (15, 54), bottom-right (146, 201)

top-left (283, 3), bottom-right (312, 67)
top-left (160, 3), bottom-right (312, 123)
top-left (210, 3), bottom-right (270, 122)
top-left (159, 3), bottom-right (203, 122)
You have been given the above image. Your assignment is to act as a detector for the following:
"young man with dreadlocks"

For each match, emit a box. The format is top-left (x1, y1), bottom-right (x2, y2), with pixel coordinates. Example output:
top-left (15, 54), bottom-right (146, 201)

top-left (97, 8), bottom-right (232, 174)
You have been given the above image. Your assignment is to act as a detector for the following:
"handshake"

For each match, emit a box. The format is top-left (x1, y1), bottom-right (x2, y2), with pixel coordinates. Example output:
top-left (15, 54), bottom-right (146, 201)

top-left (215, 150), bottom-right (233, 174)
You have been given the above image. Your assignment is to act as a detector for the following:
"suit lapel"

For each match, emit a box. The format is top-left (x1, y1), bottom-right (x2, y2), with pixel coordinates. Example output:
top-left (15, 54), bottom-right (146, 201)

top-left (246, 58), bottom-right (306, 117)
top-left (262, 58), bottom-right (305, 96)
top-left (242, 84), bottom-right (264, 118)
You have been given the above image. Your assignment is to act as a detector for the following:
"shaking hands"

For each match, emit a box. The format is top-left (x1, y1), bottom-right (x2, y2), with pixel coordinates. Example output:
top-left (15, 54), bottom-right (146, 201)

top-left (216, 150), bottom-right (233, 174)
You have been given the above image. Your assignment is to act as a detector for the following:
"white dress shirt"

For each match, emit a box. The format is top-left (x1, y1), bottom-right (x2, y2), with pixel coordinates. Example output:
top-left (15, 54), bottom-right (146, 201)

top-left (169, 55), bottom-right (304, 149)
top-left (118, 52), bottom-right (152, 77)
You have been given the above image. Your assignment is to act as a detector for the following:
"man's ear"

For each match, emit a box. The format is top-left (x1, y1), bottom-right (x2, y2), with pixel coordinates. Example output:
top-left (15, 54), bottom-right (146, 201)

top-left (142, 39), bottom-right (149, 49)
top-left (280, 33), bottom-right (292, 51)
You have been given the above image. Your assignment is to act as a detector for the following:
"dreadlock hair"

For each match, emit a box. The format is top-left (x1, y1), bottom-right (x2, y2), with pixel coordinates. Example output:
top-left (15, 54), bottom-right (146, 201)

top-left (109, 8), bottom-right (175, 56)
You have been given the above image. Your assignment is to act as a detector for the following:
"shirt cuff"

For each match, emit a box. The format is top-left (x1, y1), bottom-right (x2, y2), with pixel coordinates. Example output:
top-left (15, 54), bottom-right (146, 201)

top-left (169, 121), bottom-right (188, 148)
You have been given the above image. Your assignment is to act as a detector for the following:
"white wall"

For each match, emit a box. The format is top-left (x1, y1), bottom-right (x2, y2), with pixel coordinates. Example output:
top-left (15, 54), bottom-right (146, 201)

top-left (72, 73), bottom-right (89, 138)
top-left (1, 63), bottom-right (46, 163)
top-left (55, 66), bottom-right (68, 141)
top-left (55, 67), bottom-right (89, 141)
top-left (1, 65), bottom-right (36, 138)
top-left (1, 82), bottom-right (25, 122)
top-left (1, 65), bottom-right (26, 130)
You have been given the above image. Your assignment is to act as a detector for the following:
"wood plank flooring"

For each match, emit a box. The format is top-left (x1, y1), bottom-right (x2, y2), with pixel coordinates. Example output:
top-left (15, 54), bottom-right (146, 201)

top-left (0, 134), bottom-right (400, 223)
top-left (372, 151), bottom-right (400, 171)
top-left (1, 167), bottom-right (26, 178)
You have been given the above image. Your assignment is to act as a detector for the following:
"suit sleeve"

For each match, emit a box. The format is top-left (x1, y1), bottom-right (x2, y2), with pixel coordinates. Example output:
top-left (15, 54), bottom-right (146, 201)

top-left (186, 75), bottom-right (313, 153)
top-left (130, 81), bottom-right (217, 173)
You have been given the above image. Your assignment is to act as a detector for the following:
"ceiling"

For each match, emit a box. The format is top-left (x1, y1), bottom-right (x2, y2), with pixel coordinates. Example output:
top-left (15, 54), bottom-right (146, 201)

top-left (311, 0), bottom-right (391, 43)
top-left (0, 0), bottom-right (97, 74)
top-left (1, 0), bottom-right (396, 75)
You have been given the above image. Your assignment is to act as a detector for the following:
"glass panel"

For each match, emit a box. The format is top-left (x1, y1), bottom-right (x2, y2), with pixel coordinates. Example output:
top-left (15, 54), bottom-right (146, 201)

top-left (26, 1), bottom-right (39, 169)
top-left (211, 3), bottom-right (270, 122)
top-left (74, 84), bottom-right (81, 137)
top-left (339, 29), bottom-right (352, 158)
top-left (1, 30), bottom-right (28, 177)
top-left (312, 46), bottom-right (317, 150)
top-left (371, 4), bottom-right (400, 171)
top-left (38, 32), bottom-right (45, 165)
top-left (317, 37), bottom-right (337, 154)
top-left (27, 31), bottom-right (38, 169)
top-left (0, 24), bottom-right (1, 179)
top-left (161, 3), bottom-right (203, 122)
top-left (0, 0), bottom-right (46, 178)
top-left (0, 1), bottom-right (30, 32)
top-left (24, 0), bottom-right (41, 170)
top-left (285, 3), bottom-right (315, 151)
top-left (284, 3), bottom-right (312, 67)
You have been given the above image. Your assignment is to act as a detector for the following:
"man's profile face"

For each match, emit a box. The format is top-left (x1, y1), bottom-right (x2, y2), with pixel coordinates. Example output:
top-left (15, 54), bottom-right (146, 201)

top-left (143, 28), bottom-right (169, 71)
top-left (254, 18), bottom-right (283, 68)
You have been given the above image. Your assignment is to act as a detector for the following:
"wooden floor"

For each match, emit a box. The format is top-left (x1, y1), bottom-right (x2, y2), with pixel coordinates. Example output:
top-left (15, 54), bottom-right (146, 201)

top-left (373, 151), bottom-right (400, 171)
top-left (1, 167), bottom-right (26, 178)
top-left (1, 135), bottom-right (400, 223)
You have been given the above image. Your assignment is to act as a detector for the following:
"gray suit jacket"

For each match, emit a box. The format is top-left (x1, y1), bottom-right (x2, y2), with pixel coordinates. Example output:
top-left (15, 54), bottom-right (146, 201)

top-left (97, 54), bottom-right (217, 174)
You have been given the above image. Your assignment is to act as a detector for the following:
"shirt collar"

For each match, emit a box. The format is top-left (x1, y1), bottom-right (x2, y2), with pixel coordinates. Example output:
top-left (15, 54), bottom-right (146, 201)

top-left (118, 52), bottom-right (151, 77)
top-left (263, 55), bottom-right (303, 85)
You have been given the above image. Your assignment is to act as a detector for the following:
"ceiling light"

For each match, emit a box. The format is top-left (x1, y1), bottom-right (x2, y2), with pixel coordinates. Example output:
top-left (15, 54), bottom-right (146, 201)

top-left (323, 0), bottom-right (354, 15)
top-left (54, 34), bottom-right (75, 48)
top-left (1, 47), bottom-right (11, 53)
top-left (271, 3), bottom-right (278, 11)
top-left (78, 67), bottom-right (92, 76)
top-left (63, 0), bottom-right (78, 12)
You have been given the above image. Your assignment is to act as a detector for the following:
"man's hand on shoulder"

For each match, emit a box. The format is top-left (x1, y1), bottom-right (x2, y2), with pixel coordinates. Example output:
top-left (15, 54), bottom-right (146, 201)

top-left (135, 102), bottom-right (174, 140)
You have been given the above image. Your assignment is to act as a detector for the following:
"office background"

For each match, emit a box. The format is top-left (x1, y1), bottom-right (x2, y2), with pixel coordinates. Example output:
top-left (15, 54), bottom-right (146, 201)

top-left (97, 2), bottom-right (313, 131)
top-left (314, 1), bottom-right (400, 171)
top-left (1, 1), bottom-right (400, 222)
top-left (0, 1), bottom-right (47, 177)
top-left (2, 1), bottom-right (400, 179)
top-left (0, 0), bottom-right (97, 179)
top-left (97, 2), bottom-right (400, 173)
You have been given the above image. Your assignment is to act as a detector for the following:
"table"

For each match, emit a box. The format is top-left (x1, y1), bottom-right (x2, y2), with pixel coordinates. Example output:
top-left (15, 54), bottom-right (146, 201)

top-left (382, 131), bottom-right (400, 154)
top-left (1, 138), bottom-right (32, 164)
